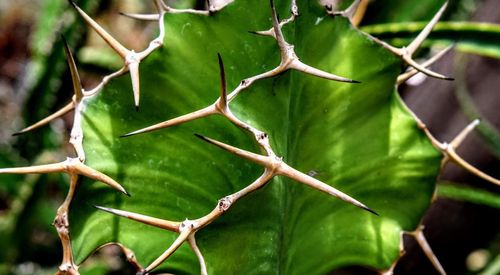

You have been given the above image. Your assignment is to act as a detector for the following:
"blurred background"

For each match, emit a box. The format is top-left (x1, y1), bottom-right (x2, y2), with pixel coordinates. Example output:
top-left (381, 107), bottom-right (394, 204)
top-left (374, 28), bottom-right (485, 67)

top-left (0, 0), bottom-right (498, 274)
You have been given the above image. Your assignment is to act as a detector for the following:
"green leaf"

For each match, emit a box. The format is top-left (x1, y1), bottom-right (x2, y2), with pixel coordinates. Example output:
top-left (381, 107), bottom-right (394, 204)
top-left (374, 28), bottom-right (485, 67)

top-left (69, 1), bottom-right (440, 273)
top-left (453, 53), bottom-right (500, 159)
top-left (362, 21), bottom-right (500, 59)
top-left (437, 182), bottom-right (500, 209)
top-left (362, 0), bottom-right (445, 24)
top-left (361, 0), bottom-right (477, 24)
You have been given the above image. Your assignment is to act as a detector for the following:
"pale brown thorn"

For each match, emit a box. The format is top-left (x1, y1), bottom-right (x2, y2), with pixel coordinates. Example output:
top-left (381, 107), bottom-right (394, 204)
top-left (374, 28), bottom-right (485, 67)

top-left (269, 0), bottom-right (357, 83)
top-left (410, 226), bottom-right (446, 275)
top-left (13, 37), bottom-right (82, 136)
top-left (270, 0), bottom-right (287, 51)
top-left (407, 1), bottom-right (448, 55)
top-left (62, 36), bottom-right (83, 102)
top-left (13, 102), bottom-right (74, 136)
top-left (94, 206), bottom-right (180, 231)
top-left (187, 234), bottom-right (208, 275)
top-left (437, 119), bottom-right (500, 186)
top-left (194, 134), bottom-right (270, 167)
top-left (128, 59), bottom-right (141, 109)
top-left (143, 229), bottom-right (192, 273)
top-left (70, 1), bottom-right (129, 58)
top-left (370, 35), bottom-right (453, 80)
top-left (367, 2), bottom-right (453, 81)
top-left (450, 118), bottom-right (480, 149)
top-left (249, 0), bottom-right (356, 84)
top-left (71, 161), bottom-right (129, 195)
top-left (121, 106), bottom-right (216, 137)
top-left (116, 243), bottom-right (142, 271)
top-left (216, 53), bottom-right (228, 111)
top-left (351, 0), bottom-right (368, 27)
top-left (119, 12), bottom-right (160, 21)
top-left (445, 145), bottom-right (500, 186)
top-left (121, 53), bottom-right (228, 138)
top-left (330, 0), bottom-right (361, 20)
top-left (195, 134), bottom-right (377, 214)
top-left (289, 59), bottom-right (360, 83)
top-left (277, 162), bottom-right (377, 215)
top-left (402, 53), bottom-right (454, 81)
top-left (70, 1), bottom-right (148, 107)
top-left (397, 44), bottom-right (454, 85)
top-left (0, 158), bottom-right (129, 195)
top-left (95, 243), bottom-right (142, 272)
top-left (0, 162), bottom-right (67, 175)
top-left (404, 105), bottom-right (500, 186)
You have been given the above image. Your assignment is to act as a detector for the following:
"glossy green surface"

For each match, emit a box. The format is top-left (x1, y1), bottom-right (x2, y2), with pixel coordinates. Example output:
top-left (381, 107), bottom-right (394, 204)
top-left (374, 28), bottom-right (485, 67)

top-left (70, 1), bottom-right (440, 273)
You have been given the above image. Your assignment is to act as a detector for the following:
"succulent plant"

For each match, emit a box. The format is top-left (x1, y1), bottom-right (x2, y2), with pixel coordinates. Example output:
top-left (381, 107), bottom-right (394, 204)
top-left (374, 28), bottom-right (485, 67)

top-left (1, 0), bottom-right (499, 274)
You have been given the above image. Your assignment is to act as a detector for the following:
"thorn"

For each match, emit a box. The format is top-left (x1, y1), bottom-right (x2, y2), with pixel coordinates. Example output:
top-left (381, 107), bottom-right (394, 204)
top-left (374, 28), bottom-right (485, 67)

top-left (70, 0), bottom-right (129, 58)
top-left (194, 133), bottom-right (207, 141)
top-left (0, 159), bottom-right (129, 194)
top-left (397, 44), bottom-right (454, 85)
top-left (194, 133), bottom-right (269, 167)
top-left (188, 234), bottom-right (208, 275)
top-left (412, 227), bottom-right (447, 275)
top-left (121, 107), bottom-right (215, 137)
top-left (95, 205), bottom-right (180, 231)
top-left (119, 12), bottom-right (160, 21)
top-left (0, 162), bottom-right (65, 175)
top-left (247, 30), bottom-right (270, 37)
top-left (289, 60), bottom-right (359, 83)
top-left (12, 101), bottom-right (75, 136)
top-left (128, 58), bottom-right (141, 108)
top-left (73, 161), bottom-right (129, 195)
top-left (450, 119), bottom-right (480, 149)
top-left (407, 1), bottom-right (449, 55)
top-left (402, 53), bottom-right (454, 80)
top-left (144, 230), bottom-right (191, 273)
top-left (278, 163), bottom-right (378, 215)
top-left (445, 146), bottom-right (500, 186)
top-left (269, 0), bottom-right (286, 48)
top-left (196, 134), bottom-right (376, 214)
top-left (368, 2), bottom-right (452, 81)
top-left (61, 35), bottom-right (83, 102)
top-left (217, 53), bottom-right (227, 109)
top-left (345, 0), bottom-right (362, 19)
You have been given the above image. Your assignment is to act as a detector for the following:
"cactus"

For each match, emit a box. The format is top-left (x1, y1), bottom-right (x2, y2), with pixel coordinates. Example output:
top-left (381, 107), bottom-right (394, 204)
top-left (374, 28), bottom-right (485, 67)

top-left (1, 0), bottom-right (499, 274)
